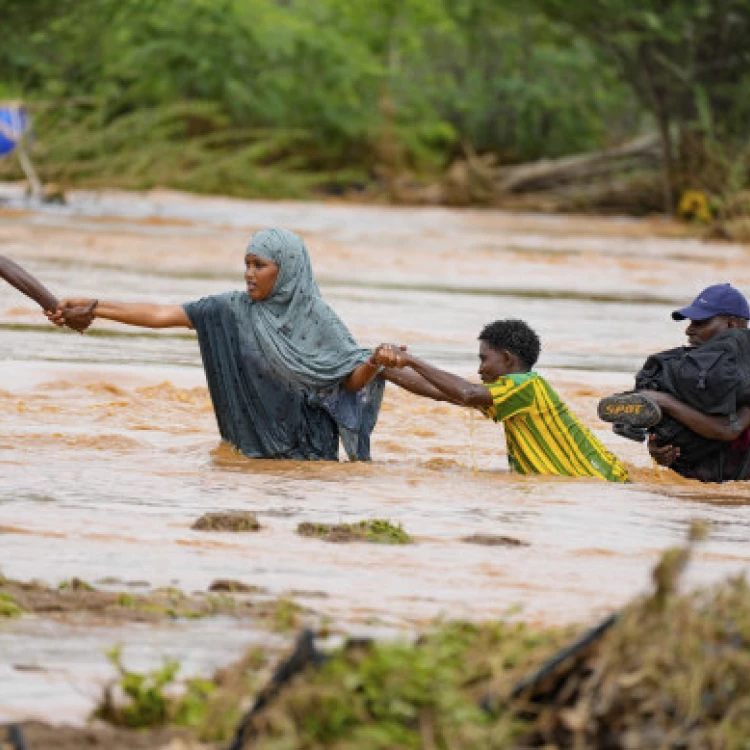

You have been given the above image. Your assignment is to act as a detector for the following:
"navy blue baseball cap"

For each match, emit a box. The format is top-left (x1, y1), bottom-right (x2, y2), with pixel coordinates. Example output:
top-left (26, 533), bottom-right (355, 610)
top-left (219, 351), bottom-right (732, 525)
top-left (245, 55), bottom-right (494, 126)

top-left (672, 283), bottom-right (750, 321)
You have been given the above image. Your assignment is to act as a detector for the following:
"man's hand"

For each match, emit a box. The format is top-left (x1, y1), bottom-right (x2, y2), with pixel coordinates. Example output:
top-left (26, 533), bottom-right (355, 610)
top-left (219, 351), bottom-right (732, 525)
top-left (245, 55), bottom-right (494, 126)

top-left (372, 343), bottom-right (408, 368)
top-left (640, 390), bottom-right (675, 410)
top-left (647, 434), bottom-right (680, 467)
top-left (46, 298), bottom-right (97, 333)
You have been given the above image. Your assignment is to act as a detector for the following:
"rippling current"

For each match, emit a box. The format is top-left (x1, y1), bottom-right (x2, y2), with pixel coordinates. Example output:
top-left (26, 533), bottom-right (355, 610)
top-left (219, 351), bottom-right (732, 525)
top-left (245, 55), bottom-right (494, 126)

top-left (2, 184), bottom-right (750, 723)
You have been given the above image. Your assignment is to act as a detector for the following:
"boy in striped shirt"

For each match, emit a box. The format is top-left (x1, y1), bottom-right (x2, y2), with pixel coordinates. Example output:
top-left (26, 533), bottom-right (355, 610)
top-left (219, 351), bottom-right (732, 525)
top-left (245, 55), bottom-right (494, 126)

top-left (374, 319), bottom-right (628, 482)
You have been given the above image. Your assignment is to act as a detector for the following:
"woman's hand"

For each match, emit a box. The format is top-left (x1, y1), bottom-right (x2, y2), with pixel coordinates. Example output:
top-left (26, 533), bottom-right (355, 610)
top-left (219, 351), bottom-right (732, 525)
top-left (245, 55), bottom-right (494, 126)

top-left (372, 343), bottom-right (408, 368)
top-left (46, 298), bottom-right (98, 332)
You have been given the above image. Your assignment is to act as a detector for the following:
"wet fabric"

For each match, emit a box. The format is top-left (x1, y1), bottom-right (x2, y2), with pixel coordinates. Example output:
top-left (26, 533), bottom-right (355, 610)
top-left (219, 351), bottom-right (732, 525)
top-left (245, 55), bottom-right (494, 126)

top-left (680, 428), bottom-right (750, 482)
top-left (484, 372), bottom-right (629, 482)
top-left (634, 329), bottom-right (750, 478)
top-left (242, 228), bottom-right (370, 389)
top-left (183, 229), bottom-right (384, 461)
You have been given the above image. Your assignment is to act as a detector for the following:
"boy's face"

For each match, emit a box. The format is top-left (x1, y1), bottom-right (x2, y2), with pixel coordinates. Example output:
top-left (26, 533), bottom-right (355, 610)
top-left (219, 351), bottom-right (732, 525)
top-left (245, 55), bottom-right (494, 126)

top-left (478, 341), bottom-right (510, 382)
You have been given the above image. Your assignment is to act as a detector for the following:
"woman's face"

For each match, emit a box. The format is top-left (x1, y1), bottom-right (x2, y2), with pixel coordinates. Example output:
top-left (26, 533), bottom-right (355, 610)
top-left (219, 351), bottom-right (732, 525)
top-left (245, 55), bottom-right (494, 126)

top-left (245, 254), bottom-right (279, 301)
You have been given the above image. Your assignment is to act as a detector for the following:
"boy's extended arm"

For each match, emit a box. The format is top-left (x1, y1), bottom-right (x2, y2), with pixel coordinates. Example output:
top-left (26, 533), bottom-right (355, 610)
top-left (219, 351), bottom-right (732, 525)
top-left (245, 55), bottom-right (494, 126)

top-left (373, 345), bottom-right (492, 409)
top-left (381, 366), bottom-right (461, 404)
top-left (0, 255), bottom-right (58, 311)
top-left (647, 391), bottom-right (750, 441)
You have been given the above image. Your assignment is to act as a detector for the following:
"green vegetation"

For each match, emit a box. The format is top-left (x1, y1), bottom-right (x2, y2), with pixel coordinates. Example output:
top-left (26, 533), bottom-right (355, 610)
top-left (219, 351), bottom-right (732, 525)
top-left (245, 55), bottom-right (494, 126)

top-left (94, 642), bottom-right (266, 740)
top-left (247, 620), bottom-right (560, 748)
top-left (0, 0), bottom-right (635, 198)
top-left (524, 0), bottom-right (750, 217)
top-left (3, 0), bottom-right (749, 218)
top-left (270, 596), bottom-right (303, 632)
top-left (0, 592), bottom-right (23, 618)
top-left (95, 645), bottom-right (181, 728)
top-left (88, 522), bottom-right (750, 748)
top-left (192, 510), bottom-right (261, 532)
top-left (297, 518), bottom-right (413, 544)
top-left (95, 645), bottom-right (218, 729)
top-left (57, 577), bottom-right (94, 591)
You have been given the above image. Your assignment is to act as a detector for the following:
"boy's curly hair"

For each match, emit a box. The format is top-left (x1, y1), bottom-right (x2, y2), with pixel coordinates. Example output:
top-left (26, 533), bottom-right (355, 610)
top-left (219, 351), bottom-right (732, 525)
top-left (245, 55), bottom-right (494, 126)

top-left (478, 319), bottom-right (541, 370)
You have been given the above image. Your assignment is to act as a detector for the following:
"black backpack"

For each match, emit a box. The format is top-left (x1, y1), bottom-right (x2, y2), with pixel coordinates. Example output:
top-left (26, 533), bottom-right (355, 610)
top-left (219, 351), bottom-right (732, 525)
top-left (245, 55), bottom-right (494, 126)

top-left (635, 328), bottom-right (750, 472)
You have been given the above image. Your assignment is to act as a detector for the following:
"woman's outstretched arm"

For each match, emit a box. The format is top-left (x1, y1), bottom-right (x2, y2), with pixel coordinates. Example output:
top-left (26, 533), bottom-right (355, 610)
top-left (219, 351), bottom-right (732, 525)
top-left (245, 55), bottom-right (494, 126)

top-left (0, 254), bottom-right (58, 311)
top-left (50, 298), bottom-right (192, 329)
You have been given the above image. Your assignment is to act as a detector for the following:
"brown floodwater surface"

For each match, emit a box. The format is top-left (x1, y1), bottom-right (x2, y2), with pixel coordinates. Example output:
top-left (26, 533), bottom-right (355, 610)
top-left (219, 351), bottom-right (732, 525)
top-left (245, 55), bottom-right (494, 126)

top-left (2, 185), bottom-right (750, 723)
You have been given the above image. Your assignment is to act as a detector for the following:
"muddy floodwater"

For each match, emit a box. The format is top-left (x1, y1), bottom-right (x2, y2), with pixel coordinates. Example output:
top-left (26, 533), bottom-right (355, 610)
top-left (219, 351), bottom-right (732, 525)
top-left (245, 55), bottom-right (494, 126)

top-left (3, 184), bottom-right (750, 724)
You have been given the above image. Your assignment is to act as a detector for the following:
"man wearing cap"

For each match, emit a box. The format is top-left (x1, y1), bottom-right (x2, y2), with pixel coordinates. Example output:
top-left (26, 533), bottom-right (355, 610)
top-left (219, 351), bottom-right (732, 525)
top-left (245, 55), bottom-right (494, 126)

top-left (598, 283), bottom-right (750, 482)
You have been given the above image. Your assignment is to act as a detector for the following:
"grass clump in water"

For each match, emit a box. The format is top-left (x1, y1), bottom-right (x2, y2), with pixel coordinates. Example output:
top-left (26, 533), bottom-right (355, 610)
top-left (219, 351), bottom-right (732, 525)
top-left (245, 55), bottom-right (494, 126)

top-left (58, 577), bottom-right (94, 591)
top-left (192, 510), bottom-right (260, 532)
top-left (297, 518), bottom-right (412, 544)
top-left (0, 592), bottom-right (23, 618)
top-left (94, 645), bottom-right (216, 730)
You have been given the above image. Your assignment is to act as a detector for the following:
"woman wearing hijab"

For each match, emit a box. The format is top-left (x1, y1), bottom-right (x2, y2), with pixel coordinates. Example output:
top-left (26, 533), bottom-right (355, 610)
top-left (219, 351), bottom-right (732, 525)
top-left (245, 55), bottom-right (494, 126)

top-left (50, 228), bottom-right (387, 460)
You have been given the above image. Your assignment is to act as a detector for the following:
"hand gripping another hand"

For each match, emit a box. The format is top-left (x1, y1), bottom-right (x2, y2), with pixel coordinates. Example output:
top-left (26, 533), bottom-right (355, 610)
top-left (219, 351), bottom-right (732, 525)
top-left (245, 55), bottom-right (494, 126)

top-left (371, 343), bottom-right (408, 368)
top-left (46, 298), bottom-right (98, 333)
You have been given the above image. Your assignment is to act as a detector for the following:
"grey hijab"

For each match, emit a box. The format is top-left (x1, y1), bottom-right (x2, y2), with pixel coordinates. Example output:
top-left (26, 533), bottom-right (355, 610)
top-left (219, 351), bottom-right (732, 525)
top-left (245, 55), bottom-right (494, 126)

top-left (246, 228), bottom-right (369, 388)
top-left (183, 228), bottom-right (383, 461)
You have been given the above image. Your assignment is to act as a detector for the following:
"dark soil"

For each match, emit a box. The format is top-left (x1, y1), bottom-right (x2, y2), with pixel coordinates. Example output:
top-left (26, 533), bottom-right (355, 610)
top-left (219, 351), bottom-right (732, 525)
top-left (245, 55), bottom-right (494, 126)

top-left (208, 579), bottom-right (266, 594)
top-left (0, 575), bottom-right (296, 624)
top-left (461, 533), bottom-right (529, 547)
top-left (296, 519), bottom-right (412, 544)
top-left (192, 511), bottom-right (261, 532)
top-left (1, 722), bottom-right (208, 749)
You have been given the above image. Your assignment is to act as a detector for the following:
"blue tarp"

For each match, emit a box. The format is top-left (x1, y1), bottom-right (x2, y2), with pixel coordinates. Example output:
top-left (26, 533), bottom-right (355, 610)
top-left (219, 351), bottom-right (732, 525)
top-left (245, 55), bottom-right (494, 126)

top-left (0, 106), bottom-right (29, 157)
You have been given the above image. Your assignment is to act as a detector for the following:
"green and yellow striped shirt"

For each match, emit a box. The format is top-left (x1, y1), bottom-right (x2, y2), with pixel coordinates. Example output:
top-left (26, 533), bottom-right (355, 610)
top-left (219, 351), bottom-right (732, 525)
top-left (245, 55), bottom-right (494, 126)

top-left (484, 372), bottom-right (628, 483)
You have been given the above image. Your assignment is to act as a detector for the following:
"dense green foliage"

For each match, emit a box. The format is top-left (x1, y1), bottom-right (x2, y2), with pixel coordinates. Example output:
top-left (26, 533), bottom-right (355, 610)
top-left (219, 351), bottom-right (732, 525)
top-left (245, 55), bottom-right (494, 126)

top-left (0, 0), bottom-right (637, 196)
top-left (1, 0), bottom-right (748, 212)
top-left (524, 0), bottom-right (750, 209)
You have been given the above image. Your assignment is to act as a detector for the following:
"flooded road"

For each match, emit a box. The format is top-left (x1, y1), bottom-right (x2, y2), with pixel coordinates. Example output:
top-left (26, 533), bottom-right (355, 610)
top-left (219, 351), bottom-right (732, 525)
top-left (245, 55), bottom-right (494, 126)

top-left (2, 184), bottom-right (750, 724)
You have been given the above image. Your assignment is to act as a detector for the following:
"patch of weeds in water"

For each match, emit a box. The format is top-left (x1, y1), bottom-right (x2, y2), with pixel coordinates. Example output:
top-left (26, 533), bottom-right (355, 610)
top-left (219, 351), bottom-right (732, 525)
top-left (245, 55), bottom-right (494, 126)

top-left (95, 645), bottom-right (219, 731)
top-left (0, 592), bottom-right (23, 618)
top-left (206, 593), bottom-right (237, 616)
top-left (95, 643), bottom-right (271, 741)
top-left (192, 511), bottom-right (261, 532)
top-left (116, 593), bottom-right (136, 608)
top-left (297, 518), bottom-right (412, 544)
top-left (208, 579), bottom-right (265, 594)
top-left (271, 596), bottom-right (303, 632)
top-left (58, 577), bottom-right (94, 591)
top-left (462, 533), bottom-right (529, 547)
top-left (96, 645), bottom-right (181, 728)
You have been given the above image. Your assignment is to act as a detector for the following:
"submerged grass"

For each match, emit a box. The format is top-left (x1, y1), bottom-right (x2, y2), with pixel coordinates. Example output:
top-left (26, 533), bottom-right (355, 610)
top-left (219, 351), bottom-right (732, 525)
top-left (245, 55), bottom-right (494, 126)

top-left (0, 592), bottom-right (23, 618)
top-left (192, 511), bottom-right (261, 532)
top-left (297, 519), bottom-right (412, 545)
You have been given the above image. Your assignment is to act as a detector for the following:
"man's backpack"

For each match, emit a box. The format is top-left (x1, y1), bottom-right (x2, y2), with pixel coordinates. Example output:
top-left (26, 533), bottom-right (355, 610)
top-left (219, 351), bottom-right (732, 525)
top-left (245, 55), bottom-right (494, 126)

top-left (635, 328), bottom-right (750, 472)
